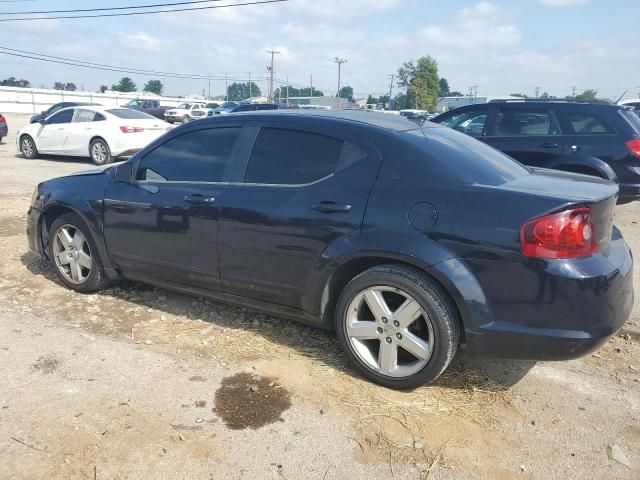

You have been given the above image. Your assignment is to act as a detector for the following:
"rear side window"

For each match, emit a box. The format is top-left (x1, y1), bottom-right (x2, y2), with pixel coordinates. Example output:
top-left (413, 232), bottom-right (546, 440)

top-left (94, 113), bottom-right (106, 122)
top-left (107, 108), bottom-right (155, 120)
top-left (72, 109), bottom-right (96, 123)
top-left (621, 109), bottom-right (640, 133)
top-left (437, 109), bottom-right (487, 137)
top-left (244, 128), bottom-right (363, 185)
top-left (495, 109), bottom-right (555, 136)
top-left (136, 128), bottom-right (241, 183)
top-left (556, 111), bottom-right (615, 135)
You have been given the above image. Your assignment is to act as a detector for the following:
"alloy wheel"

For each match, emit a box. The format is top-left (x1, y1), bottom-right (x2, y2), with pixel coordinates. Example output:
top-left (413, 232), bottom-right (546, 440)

top-left (52, 224), bottom-right (92, 284)
top-left (21, 138), bottom-right (33, 157)
top-left (92, 142), bottom-right (107, 164)
top-left (346, 286), bottom-right (434, 378)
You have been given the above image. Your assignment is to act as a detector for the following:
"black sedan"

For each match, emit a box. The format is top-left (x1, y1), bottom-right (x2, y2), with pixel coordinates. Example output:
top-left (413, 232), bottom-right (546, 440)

top-left (30, 101), bottom-right (101, 124)
top-left (26, 111), bottom-right (633, 389)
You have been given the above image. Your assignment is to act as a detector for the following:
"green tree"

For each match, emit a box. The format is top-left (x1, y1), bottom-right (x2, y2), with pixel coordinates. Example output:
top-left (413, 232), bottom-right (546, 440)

top-left (449, 91), bottom-right (463, 97)
top-left (573, 89), bottom-right (597, 101)
top-left (366, 95), bottom-right (378, 105)
top-left (143, 80), bottom-right (163, 95)
top-left (227, 81), bottom-right (262, 101)
top-left (338, 85), bottom-right (354, 101)
top-left (65, 82), bottom-right (77, 91)
top-left (274, 85), bottom-right (323, 99)
top-left (439, 77), bottom-right (450, 97)
top-left (510, 93), bottom-right (528, 98)
top-left (397, 56), bottom-right (440, 110)
top-left (112, 77), bottom-right (137, 92)
top-left (99, 85), bottom-right (108, 93)
top-left (1, 77), bottom-right (30, 88)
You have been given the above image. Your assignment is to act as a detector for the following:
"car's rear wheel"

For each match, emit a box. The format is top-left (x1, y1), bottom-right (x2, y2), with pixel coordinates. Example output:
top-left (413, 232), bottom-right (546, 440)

top-left (182, 115), bottom-right (190, 123)
top-left (335, 265), bottom-right (459, 389)
top-left (20, 135), bottom-right (38, 159)
top-left (48, 212), bottom-right (109, 292)
top-left (90, 138), bottom-right (111, 165)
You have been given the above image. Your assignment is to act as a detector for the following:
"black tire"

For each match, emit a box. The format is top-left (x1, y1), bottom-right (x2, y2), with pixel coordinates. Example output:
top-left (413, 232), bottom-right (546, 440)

top-left (20, 135), bottom-right (38, 159)
top-left (335, 264), bottom-right (459, 389)
top-left (89, 138), bottom-right (112, 166)
top-left (48, 212), bottom-right (109, 293)
top-left (182, 115), bottom-right (190, 123)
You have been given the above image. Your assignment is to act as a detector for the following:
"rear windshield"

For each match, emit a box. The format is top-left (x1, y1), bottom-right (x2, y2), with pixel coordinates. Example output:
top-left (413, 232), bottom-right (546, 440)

top-left (107, 108), bottom-right (155, 120)
top-left (406, 127), bottom-right (530, 186)
top-left (621, 109), bottom-right (640, 134)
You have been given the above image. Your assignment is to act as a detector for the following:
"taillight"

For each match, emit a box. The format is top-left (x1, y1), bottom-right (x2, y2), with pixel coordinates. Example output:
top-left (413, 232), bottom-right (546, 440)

top-left (0, 114), bottom-right (5, 123)
top-left (626, 139), bottom-right (640, 159)
top-left (521, 207), bottom-right (598, 259)
top-left (120, 126), bottom-right (144, 133)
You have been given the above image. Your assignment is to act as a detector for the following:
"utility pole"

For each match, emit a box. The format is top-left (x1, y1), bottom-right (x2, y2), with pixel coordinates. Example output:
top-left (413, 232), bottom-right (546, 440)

top-left (335, 57), bottom-right (348, 108)
top-left (248, 72), bottom-right (252, 99)
top-left (535, 86), bottom-right (540, 99)
top-left (266, 49), bottom-right (280, 102)
top-left (286, 75), bottom-right (289, 103)
top-left (388, 74), bottom-right (394, 109)
top-left (310, 74), bottom-right (313, 102)
top-left (225, 73), bottom-right (228, 102)
top-left (571, 85), bottom-right (576, 98)
top-left (208, 77), bottom-right (211, 100)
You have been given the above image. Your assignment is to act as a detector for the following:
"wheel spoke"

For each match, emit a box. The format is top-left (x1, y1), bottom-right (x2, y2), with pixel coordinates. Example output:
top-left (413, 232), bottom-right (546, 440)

top-left (347, 321), bottom-right (379, 340)
top-left (57, 228), bottom-right (73, 250)
top-left (69, 260), bottom-right (82, 282)
top-left (398, 331), bottom-right (430, 360)
top-left (56, 251), bottom-right (71, 265)
top-left (77, 251), bottom-right (92, 269)
top-left (71, 230), bottom-right (85, 249)
top-left (378, 340), bottom-right (397, 375)
top-left (393, 298), bottom-right (423, 328)
top-left (363, 290), bottom-right (391, 322)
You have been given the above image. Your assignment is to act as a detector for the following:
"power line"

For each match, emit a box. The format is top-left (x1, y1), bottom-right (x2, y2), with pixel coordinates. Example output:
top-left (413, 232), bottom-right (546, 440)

top-left (0, 0), bottom-right (227, 14)
top-left (0, 0), bottom-right (288, 21)
top-left (0, 47), bottom-right (269, 82)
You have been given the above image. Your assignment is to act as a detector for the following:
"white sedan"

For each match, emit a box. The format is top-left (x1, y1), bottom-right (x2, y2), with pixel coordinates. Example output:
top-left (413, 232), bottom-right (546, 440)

top-left (17, 106), bottom-right (172, 165)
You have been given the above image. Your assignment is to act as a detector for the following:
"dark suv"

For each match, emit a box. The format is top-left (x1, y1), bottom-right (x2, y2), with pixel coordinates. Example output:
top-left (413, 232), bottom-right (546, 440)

top-left (432, 101), bottom-right (640, 200)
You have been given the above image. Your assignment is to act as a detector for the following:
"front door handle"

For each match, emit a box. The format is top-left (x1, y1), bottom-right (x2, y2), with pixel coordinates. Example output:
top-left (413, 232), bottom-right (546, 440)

top-left (184, 194), bottom-right (215, 205)
top-left (540, 142), bottom-right (559, 148)
top-left (312, 201), bottom-right (352, 213)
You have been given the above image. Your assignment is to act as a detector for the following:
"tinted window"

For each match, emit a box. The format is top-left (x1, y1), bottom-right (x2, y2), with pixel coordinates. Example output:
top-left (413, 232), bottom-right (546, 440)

top-left (94, 113), bottom-right (106, 122)
top-left (256, 104), bottom-right (277, 111)
top-left (107, 108), bottom-right (155, 120)
top-left (234, 104), bottom-right (256, 112)
top-left (72, 109), bottom-right (96, 123)
top-left (47, 109), bottom-right (74, 124)
top-left (438, 110), bottom-right (487, 137)
top-left (136, 128), bottom-right (241, 183)
top-left (621, 110), bottom-right (640, 134)
top-left (556, 111), bottom-right (615, 135)
top-left (245, 128), bottom-right (356, 185)
top-left (495, 109), bottom-right (554, 136)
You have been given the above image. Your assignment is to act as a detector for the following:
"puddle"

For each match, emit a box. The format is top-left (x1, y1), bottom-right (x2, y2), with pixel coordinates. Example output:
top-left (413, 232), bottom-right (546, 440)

top-left (214, 372), bottom-right (291, 430)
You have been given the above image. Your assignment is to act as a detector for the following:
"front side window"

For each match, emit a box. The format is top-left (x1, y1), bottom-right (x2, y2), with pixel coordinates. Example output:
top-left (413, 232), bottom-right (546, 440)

top-left (136, 127), bottom-right (241, 183)
top-left (244, 128), bottom-right (363, 185)
top-left (47, 108), bottom-right (74, 124)
top-left (72, 109), bottom-right (96, 123)
top-left (555, 111), bottom-right (615, 135)
top-left (438, 110), bottom-right (488, 137)
top-left (494, 109), bottom-right (555, 136)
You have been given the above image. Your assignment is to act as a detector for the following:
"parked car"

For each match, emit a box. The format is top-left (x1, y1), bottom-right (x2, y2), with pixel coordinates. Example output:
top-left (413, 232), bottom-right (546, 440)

top-left (26, 110), bottom-right (633, 389)
top-left (211, 101), bottom-right (239, 115)
top-left (122, 99), bottom-right (169, 119)
top-left (432, 100), bottom-right (640, 201)
top-left (17, 106), bottom-right (171, 165)
top-left (191, 102), bottom-right (221, 119)
top-left (30, 102), bottom-right (101, 124)
top-left (164, 102), bottom-right (207, 123)
top-left (619, 98), bottom-right (640, 114)
top-left (226, 103), bottom-right (280, 113)
top-left (0, 112), bottom-right (7, 142)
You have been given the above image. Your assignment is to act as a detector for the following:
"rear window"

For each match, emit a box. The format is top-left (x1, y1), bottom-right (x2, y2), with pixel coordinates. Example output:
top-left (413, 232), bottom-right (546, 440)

top-left (621, 109), bottom-right (640, 134)
top-left (106, 108), bottom-right (155, 120)
top-left (555, 111), bottom-right (615, 135)
top-left (405, 127), bottom-right (529, 186)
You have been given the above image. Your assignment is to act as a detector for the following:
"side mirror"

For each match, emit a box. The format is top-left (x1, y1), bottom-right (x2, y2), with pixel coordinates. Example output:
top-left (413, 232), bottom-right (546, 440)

top-left (39, 118), bottom-right (47, 125)
top-left (111, 163), bottom-right (133, 183)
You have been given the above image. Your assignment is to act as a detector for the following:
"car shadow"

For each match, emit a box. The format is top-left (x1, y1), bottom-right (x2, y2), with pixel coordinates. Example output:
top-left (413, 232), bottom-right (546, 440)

top-left (20, 250), bottom-right (535, 391)
top-left (13, 153), bottom-right (93, 164)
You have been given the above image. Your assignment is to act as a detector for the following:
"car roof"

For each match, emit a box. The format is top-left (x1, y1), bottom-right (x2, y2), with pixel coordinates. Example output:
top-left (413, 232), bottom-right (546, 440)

top-left (439, 101), bottom-right (624, 114)
top-left (213, 109), bottom-right (420, 132)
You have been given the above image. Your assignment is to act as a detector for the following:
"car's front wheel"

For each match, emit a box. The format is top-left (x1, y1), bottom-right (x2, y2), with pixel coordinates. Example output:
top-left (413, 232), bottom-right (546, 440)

top-left (335, 265), bottom-right (459, 389)
top-left (20, 135), bottom-right (38, 159)
top-left (48, 212), bottom-right (109, 292)
top-left (89, 138), bottom-right (111, 165)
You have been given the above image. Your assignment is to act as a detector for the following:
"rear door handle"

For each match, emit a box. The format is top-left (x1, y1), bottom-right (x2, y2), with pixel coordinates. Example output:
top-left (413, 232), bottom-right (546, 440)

top-left (540, 142), bottom-right (559, 148)
top-left (312, 201), bottom-right (352, 213)
top-left (184, 194), bottom-right (215, 205)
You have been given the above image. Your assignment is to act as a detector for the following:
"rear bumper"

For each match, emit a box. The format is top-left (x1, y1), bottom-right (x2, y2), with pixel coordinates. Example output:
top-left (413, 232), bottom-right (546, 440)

top-left (457, 235), bottom-right (634, 360)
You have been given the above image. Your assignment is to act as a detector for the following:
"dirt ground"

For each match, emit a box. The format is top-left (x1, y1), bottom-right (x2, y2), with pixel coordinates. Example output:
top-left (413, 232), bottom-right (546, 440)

top-left (0, 113), bottom-right (638, 480)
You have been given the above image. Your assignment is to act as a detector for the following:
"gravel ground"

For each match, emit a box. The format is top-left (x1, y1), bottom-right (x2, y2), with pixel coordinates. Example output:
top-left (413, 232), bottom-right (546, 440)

top-left (0, 113), bottom-right (638, 480)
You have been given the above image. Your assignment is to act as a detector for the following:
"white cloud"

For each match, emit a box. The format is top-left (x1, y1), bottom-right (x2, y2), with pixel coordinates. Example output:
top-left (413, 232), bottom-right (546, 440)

top-left (116, 32), bottom-right (161, 50)
top-left (539, 0), bottom-right (588, 5)
top-left (281, 23), bottom-right (366, 44)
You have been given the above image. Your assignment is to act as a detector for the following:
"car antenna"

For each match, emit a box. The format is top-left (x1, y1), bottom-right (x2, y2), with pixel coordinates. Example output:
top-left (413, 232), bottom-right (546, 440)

top-left (614, 90), bottom-right (627, 104)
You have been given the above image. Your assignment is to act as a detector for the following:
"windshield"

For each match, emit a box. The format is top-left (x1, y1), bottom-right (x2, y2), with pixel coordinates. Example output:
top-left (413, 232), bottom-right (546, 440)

top-left (107, 108), bottom-right (156, 119)
top-left (126, 100), bottom-right (143, 107)
top-left (220, 102), bottom-right (237, 109)
top-left (205, 103), bottom-right (219, 108)
top-left (177, 103), bottom-right (192, 109)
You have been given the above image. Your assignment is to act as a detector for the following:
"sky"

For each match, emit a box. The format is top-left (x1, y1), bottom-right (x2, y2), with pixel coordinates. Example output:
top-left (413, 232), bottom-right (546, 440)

top-left (0, 0), bottom-right (639, 101)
